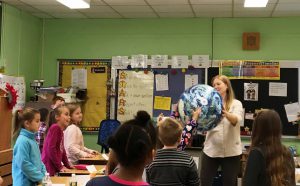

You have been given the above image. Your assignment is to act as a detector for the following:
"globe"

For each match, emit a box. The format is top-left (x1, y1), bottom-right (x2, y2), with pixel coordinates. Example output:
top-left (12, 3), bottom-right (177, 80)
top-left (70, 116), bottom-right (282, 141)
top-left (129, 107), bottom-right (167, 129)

top-left (178, 84), bottom-right (223, 132)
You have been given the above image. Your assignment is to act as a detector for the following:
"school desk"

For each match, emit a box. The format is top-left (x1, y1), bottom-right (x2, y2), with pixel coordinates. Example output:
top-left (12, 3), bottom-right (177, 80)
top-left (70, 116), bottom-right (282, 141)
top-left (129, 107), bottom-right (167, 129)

top-left (78, 154), bottom-right (108, 165)
top-left (58, 165), bottom-right (105, 176)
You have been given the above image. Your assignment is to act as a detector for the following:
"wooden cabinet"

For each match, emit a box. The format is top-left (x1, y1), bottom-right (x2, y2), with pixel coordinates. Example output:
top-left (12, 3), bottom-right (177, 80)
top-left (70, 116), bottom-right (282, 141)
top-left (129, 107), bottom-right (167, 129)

top-left (0, 89), bottom-right (13, 186)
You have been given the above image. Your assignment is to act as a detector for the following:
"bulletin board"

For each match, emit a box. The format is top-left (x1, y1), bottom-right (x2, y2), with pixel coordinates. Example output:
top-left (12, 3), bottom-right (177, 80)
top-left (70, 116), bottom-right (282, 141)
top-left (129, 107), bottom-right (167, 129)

top-left (208, 67), bottom-right (299, 136)
top-left (58, 59), bottom-right (111, 131)
top-left (116, 68), bottom-right (205, 120)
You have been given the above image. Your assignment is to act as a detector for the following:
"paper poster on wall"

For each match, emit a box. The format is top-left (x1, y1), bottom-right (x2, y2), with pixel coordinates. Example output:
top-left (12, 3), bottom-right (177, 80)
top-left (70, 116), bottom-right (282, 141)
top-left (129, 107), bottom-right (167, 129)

top-left (269, 82), bottom-right (287, 97)
top-left (284, 102), bottom-right (300, 122)
top-left (154, 96), bottom-right (171, 111)
top-left (151, 55), bottom-right (168, 68)
top-left (0, 74), bottom-right (25, 111)
top-left (131, 55), bottom-right (148, 68)
top-left (244, 83), bottom-right (258, 101)
top-left (171, 55), bottom-right (189, 69)
top-left (112, 56), bottom-right (129, 69)
top-left (185, 74), bottom-right (198, 90)
top-left (191, 55), bottom-right (209, 68)
top-left (117, 71), bottom-right (154, 122)
top-left (155, 74), bottom-right (169, 91)
top-left (72, 68), bottom-right (87, 89)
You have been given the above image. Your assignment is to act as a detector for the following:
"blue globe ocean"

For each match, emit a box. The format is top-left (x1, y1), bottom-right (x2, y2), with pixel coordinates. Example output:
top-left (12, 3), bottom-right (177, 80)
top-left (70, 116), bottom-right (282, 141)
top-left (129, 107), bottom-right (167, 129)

top-left (178, 84), bottom-right (223, 132)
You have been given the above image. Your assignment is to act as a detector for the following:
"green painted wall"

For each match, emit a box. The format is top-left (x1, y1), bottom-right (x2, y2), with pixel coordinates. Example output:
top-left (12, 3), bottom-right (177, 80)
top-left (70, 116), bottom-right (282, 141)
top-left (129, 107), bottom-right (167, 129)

top-left (42, 17), bottom-right (300, 151)
top-left (1, 4), bottom-right (43, 98)
top-left (42, 18), bottom-right (212, 86)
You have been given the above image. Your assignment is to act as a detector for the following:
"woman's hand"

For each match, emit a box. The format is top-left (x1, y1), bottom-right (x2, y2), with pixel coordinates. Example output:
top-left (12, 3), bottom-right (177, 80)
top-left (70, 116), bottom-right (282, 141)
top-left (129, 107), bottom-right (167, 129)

top-left (192, 108), bottom-right (201, 121)
top-left (222, 109), bottom-right (238, 126)
top-left (91, 150), bottom-right (99, 155)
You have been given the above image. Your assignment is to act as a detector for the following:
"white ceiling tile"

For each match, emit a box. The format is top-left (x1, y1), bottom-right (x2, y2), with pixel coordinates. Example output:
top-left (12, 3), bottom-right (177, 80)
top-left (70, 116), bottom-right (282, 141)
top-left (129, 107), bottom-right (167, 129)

top-left (234, 11), bottom-right (272, 17)
top-left (20, 0), bottom-right (60, 5)
top-left (193, 4), bottom-right (231, 11)
top-left (190, 0), bottom-right (231, 5)
top-left (14, 5), bottom-right (41, 12)
top-left (2, 0), bottom-right (25, 5)
top-left (32, 5), bottom-right (75, 12)
top-left (278, 0), bottom-right (300, 2)
top-left (195, 11), bottom-right (232, 17)
top-left (275, 3), bottom-right (300, 11)
top-left (84, 12), bottom-right (122, 18)
top-left (152, 5), bottom-right (192, 12)
top-left (121, 12), bottom-right (158, 18)
top-left (146, 0), bottom-right (188, 5)
top-left (50, 12), bottom-right (87, 18)
top-left (90, 0), bottom-right (106, 5)
top-left (112, 5), bottom-right (153, 12)
top-left (273, 11), bottom-right (300, 17)
top-left (103, 0), bottom-right (147, 6)
top-left (31, 12), bottom-right (54, 18)
top-left (158, 12), bottom-right (194, 18)
top-left (78, 5), bottom-right (114, 13)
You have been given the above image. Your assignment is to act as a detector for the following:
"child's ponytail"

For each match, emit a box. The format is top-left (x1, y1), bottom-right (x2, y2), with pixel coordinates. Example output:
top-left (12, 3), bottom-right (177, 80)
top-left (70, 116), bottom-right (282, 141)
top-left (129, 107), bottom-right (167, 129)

top-left (12, 108), bottom-right (40, 140)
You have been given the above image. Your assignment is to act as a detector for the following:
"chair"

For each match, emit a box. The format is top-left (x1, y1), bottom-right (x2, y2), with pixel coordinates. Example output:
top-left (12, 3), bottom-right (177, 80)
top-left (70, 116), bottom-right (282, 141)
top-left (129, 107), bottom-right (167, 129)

top-left (97, 119), bottom-right (121, 153)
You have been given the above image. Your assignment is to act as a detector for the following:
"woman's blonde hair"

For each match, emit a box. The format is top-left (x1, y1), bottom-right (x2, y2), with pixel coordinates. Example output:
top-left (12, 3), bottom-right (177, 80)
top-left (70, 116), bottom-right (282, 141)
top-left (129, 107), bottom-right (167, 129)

top-left (211, 75), bottom-right (235, 111)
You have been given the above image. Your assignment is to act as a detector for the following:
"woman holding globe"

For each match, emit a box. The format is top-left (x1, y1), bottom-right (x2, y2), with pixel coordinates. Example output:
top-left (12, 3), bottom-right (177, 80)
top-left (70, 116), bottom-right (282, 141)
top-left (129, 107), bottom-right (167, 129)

top-left (200, 75), bottom-right (243, 186)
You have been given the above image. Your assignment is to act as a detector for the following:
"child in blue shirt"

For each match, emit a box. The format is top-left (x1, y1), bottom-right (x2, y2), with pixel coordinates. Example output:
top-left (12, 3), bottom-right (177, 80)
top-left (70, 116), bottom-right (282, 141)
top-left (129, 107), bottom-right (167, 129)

top-left (12, 108), bottom-right (46, 185)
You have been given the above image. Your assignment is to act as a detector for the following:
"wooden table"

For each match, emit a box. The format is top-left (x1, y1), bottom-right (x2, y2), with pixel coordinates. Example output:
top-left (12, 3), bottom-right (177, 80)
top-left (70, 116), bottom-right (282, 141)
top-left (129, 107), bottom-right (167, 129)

top-left (58, 165), bottom-right (105, 176)
top-left (78, 154), bottom-right (108, 165)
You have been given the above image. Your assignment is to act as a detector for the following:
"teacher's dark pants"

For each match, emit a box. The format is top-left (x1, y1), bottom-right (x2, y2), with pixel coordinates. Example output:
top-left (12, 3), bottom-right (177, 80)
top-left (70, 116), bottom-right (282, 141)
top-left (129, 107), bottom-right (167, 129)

top-left (200, 152), bottom-right (240, 186)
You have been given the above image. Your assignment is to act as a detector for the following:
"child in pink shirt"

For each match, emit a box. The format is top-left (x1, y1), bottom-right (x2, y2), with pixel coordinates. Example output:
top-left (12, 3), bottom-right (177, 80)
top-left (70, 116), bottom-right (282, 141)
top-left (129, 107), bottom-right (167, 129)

top-left (42, 105), bottom-right (73, 176)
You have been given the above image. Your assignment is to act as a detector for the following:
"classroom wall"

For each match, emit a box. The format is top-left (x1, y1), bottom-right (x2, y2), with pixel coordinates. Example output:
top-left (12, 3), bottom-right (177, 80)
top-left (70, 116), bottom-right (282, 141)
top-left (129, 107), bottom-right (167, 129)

top-left (1, 4), bottom-right (43, 99)
top-left (3, 4), bottom-right (300, 151)
top-left (41, 17), bottom-right (300, 151)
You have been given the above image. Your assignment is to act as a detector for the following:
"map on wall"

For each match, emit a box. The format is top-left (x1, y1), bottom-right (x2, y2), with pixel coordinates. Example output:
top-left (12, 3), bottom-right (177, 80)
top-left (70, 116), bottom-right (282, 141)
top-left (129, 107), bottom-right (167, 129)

top-left (117, 70), bottom-right (154, 122)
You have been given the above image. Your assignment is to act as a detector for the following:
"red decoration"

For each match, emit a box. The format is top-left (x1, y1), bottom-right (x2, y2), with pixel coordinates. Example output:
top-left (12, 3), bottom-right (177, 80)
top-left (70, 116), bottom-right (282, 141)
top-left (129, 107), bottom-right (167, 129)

top-left (5, 83), bottom-right (18, 110)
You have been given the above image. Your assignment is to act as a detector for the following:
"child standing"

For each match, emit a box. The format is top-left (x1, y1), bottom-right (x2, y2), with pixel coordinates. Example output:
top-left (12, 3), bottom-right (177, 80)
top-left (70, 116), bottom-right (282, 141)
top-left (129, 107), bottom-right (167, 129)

top-left (35, 108), bottom-right (49, 153)
top-left (64, 103), bottom-right (98, 165)
top-left (243, 109), bottom-right (295, 186)
top-left (146, 115), bottom-right (200, 186)
top-left (12, 108), bottom-right (46, 185)
top-left (48, 96), bottom-right (65, 130)
top-left (42, 105), bottom-right (73, 176)
top-left (87, 111), bottom-right (156, 186)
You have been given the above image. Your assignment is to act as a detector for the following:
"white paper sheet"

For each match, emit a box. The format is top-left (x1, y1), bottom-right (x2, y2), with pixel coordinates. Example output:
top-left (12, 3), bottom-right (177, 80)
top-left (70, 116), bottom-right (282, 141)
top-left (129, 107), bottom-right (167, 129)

top-left (155, 74), bottom-right (169, 91)
top-left (71, 69), bottom-right (87, 89)
top-left (131, 55), bottom-right (148, 68)
top-left (171, 55), bottom-right (189, 68)
top-left (151, 55), bottom-right (168, 68)
top-left (112, 56), bottom-right (129, 69)
top-left (244, 83), bottom-right (258, 101)
top-left (284, 102), bottom-right (300, 122)
top-left (185, 74), bottom-right (198, 90)
top-left (0, 74), bottom-right (26, 111)
top-left (191, 55), bottom-right (209, 68)
top-left (269, 82), bottom-right (287, 97)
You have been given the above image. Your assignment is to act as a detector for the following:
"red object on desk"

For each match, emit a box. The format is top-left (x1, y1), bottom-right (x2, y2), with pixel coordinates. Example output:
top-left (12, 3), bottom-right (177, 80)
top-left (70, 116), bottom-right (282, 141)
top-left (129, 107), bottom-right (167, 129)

top-left (74, 164), bottom-right (88, 170)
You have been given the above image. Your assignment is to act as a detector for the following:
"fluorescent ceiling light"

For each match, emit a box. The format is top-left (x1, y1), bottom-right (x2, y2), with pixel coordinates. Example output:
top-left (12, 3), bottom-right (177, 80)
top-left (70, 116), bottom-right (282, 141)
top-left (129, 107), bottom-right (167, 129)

top-left (57, 0), bottom-right (90, 9)
top-left (244, 0), bottom-right (268, 7)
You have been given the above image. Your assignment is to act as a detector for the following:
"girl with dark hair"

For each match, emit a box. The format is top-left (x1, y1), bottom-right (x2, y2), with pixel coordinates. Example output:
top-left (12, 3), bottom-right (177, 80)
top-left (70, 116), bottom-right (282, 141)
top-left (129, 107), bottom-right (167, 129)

top-left (87, 111), bottom-right (156, 186)
top-left (243, 109), bottom-right (295, 186)
top-left (35, 108), bottom-right (49, 153)
top-left (12, 108), bottom-right (46, 185)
